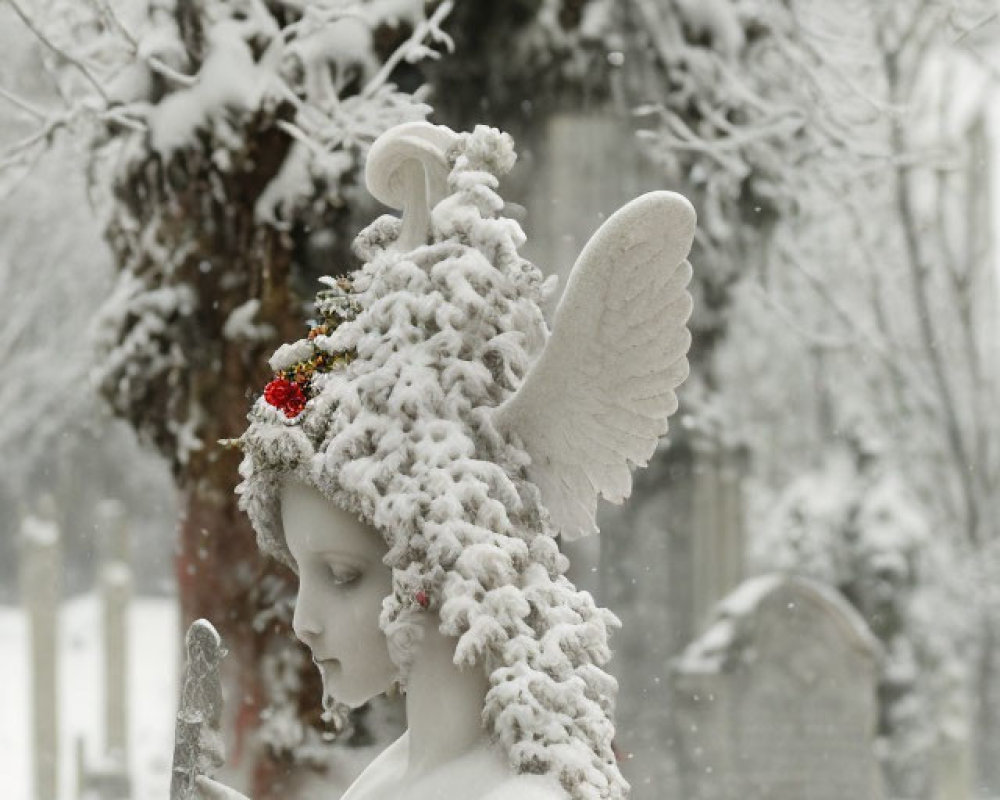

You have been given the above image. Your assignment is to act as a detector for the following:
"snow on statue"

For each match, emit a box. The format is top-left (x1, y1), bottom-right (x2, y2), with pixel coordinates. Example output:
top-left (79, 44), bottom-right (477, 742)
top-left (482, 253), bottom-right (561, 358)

top-left (189, 120), bottom-right (695, 800)
top-left (172, 620), bottom-right (226, 800)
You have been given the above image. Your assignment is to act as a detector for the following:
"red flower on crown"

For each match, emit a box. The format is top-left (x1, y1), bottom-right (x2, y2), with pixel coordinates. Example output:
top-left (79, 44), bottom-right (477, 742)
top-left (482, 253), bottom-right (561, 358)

top-left (264, 377), bottom-right (307, 418)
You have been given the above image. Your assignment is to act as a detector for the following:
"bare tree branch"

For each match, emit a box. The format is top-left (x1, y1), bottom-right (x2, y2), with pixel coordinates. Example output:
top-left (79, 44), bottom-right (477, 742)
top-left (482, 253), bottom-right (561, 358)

top-left (884, 51), bottom-right (981, 544)
top-left (8, 0), bottom-right (110, 103)
top-left (0, 85), bottom-right (48, 122)
top-left (361, 0), bottom-right (454, 98)
top-left (952, 9), bottom-right (999, 43)
top-left (84, 0), bottom-right (138, 49)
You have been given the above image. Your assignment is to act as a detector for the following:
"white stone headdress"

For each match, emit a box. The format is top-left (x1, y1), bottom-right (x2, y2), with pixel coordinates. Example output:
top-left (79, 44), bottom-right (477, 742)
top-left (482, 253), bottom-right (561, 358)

top-left (236, 121), bottom-right (694, 800)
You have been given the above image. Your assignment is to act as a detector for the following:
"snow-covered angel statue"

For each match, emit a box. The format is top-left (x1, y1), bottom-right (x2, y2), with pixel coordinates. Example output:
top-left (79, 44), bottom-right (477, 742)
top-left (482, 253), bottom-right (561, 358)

top-left (196, 121), bottom-right (695, 800)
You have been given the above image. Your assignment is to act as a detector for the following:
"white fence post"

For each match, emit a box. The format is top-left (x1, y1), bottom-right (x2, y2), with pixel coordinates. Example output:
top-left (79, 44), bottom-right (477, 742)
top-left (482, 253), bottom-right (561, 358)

top-left (97, 499), bottom-right (131, 767)
top-left (691, 436), bottom-right (747, 635)
top-left (20, 512), bottom-right (61, 800)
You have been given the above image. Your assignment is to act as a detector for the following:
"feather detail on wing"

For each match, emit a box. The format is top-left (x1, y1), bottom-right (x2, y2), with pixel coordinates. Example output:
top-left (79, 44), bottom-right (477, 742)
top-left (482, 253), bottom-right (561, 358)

top-left (493, 191), bottom-right (695, 540)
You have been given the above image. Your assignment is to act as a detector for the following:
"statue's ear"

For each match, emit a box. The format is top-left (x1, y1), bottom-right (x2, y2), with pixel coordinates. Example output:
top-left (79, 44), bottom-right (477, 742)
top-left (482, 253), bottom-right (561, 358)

top-left (492, 191), bottom-right (695, 540)
top-left (365, 122), bottom-right (460, 251)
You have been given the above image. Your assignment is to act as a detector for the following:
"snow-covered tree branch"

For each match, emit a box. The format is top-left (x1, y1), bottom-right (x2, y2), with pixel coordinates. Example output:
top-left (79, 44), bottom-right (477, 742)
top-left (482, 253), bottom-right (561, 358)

top-left (5, 1), bottom-right (455, 796)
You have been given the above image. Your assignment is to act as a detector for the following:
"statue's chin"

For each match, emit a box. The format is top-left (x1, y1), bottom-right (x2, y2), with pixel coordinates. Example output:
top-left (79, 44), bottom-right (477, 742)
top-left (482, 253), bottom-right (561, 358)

top-left (320, 661), bottom-right (380, 710)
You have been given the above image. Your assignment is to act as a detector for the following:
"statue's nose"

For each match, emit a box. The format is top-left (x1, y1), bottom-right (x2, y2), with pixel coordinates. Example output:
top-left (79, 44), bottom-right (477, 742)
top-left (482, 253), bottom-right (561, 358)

top-left (292, 588), bottom-right (323, 643)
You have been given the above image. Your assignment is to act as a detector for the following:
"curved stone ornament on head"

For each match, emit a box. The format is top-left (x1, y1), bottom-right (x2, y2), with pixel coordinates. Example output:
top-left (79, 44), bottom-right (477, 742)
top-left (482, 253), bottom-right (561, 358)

top-left (492, 192), bottom-right (696, 541)
top-left (364, 121), bottom-right (459, 252)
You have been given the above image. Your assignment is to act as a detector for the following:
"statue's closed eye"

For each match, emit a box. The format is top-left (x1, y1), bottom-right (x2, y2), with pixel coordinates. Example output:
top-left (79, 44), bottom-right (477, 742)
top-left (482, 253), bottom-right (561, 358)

top-left (327, 564), bottom-right (361, 586)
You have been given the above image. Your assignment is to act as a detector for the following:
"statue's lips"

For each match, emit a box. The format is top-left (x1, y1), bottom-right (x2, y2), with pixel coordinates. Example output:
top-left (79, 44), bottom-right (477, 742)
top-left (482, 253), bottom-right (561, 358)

top-left (313, 656), bottom-right (341, 670)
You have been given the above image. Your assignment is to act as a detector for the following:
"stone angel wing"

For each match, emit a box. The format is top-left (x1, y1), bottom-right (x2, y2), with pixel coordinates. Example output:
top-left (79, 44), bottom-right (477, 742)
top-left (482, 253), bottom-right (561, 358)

top-left (493, 192), bottom-right (695, 540)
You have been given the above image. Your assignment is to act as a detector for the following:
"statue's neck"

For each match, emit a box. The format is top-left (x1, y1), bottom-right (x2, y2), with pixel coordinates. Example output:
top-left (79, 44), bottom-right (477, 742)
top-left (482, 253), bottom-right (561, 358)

top-left (404, 620), bottom-right (491, 777)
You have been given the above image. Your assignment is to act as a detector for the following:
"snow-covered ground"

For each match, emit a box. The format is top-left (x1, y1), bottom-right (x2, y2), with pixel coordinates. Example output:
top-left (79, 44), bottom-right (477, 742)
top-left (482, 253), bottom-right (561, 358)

top-left (0, 595), bottom-right (178, 800)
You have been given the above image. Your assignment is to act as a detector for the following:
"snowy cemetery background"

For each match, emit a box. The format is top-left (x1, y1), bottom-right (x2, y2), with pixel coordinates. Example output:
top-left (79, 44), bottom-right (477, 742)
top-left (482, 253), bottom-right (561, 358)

top-left (1, 1), bottom-right (1000, 800)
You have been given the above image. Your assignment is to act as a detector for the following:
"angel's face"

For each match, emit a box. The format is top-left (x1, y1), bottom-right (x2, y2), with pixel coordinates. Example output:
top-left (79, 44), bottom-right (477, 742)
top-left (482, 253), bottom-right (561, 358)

top-left (281, 481), bottom-right (397, 708)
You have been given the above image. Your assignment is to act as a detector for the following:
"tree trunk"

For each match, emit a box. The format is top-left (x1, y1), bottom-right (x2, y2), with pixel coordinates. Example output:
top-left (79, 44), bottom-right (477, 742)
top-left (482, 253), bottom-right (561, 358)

top-left (177, 477), bottom-right (319, 797)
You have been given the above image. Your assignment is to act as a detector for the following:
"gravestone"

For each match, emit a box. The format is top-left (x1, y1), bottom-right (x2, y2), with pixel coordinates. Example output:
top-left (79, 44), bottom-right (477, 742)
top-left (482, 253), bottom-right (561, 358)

top-left (595, 428), bottom-right (748, 797)
top-left (671, 574), bottom-right (885, 800)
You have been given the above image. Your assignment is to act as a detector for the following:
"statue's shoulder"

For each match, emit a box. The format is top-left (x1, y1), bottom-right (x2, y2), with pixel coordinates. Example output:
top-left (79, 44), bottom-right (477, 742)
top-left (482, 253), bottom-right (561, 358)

top-left (344, 734), bottom-right (567, 800)
top-left (340, 733), bottom-right (408, 799)
top-left (480, 773), bottom-right (567, 800)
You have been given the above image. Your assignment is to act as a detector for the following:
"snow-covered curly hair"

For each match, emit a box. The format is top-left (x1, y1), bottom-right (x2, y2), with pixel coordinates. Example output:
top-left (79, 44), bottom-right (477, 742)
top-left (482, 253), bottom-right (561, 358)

top-left (237, 124), bottom-right (628, 799)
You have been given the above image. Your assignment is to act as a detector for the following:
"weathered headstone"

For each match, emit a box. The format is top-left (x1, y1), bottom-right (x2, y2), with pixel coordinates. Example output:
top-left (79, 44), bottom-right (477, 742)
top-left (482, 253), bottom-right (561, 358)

top-left (671, 574), bottom-right (885, 800)
top-left (690, 434), bottom-right (748, 630)
top-left (528, 112), bottom-right (651, 290)
top-left (596, 429), bottom-right (748, 797)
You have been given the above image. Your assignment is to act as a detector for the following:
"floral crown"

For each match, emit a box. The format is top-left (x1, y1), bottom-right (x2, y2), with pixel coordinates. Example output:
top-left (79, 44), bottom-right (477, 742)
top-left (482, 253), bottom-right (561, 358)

top-left (261, 277), bottom-right (359, 419)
